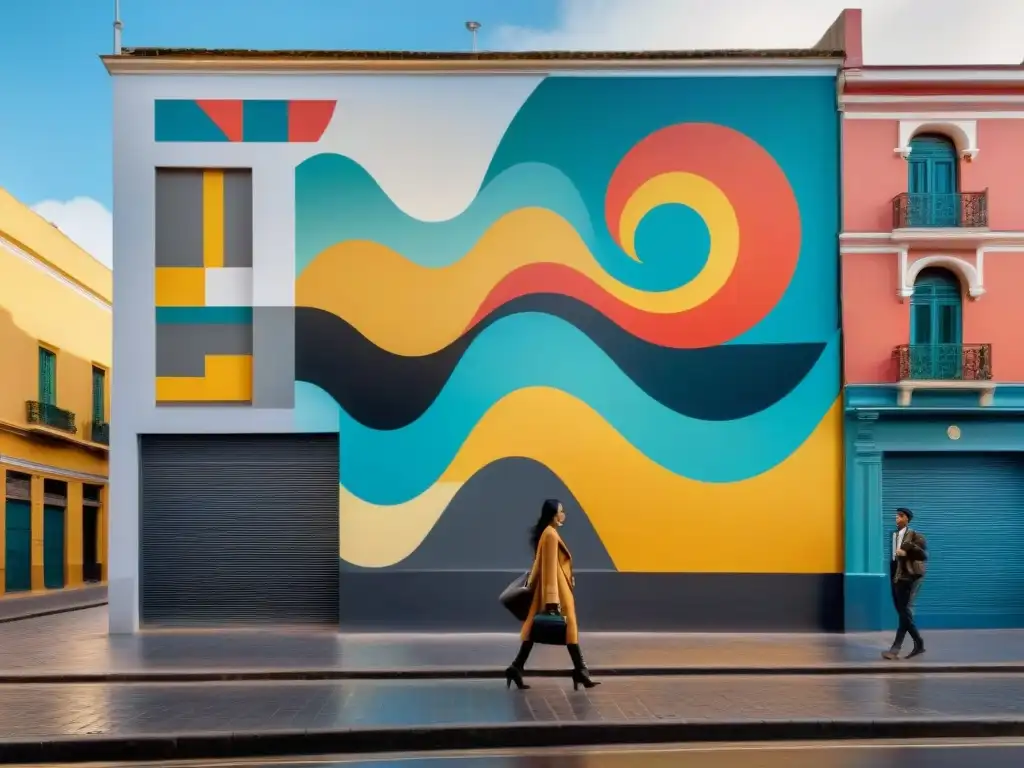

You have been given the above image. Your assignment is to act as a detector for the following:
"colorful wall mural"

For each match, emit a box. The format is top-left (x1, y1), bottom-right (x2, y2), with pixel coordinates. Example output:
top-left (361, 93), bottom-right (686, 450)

top-left (288, 76), bottom-right (844, 604)
top-left (154, 168), bottom-right (255, 404)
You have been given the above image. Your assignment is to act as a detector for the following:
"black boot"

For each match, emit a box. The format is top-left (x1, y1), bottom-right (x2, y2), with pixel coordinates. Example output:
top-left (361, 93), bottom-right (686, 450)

top-left (505, 641), bottom-right (533, 690)
top-left (567, 643), bottom-right (599, 690)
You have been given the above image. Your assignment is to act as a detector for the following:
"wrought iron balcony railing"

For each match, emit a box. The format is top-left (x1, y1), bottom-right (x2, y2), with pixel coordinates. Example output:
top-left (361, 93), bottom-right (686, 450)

top-left (894, 344), bottom-right (992, 382)
top-left (90, 420), bottom-right (109, 445)
top-left (26, 401), bottom-right (78, 435)
top-left (892, 191), bottom-right (988, 229)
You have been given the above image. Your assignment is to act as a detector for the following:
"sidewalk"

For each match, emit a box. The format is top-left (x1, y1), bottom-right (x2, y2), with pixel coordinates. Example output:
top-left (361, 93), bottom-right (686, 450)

top-left (0, 585), bottom-right (106, 623)
top-left (3, 674), bottom-right (1024, 762)
top-left (3, 606), bottom-right (1024, 681)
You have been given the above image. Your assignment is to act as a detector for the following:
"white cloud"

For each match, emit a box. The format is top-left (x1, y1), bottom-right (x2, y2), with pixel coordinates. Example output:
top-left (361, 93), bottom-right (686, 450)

top-left (31, 197), bottom-right (113, 269)
top-left (494, 0), bottom-right (1024, 65)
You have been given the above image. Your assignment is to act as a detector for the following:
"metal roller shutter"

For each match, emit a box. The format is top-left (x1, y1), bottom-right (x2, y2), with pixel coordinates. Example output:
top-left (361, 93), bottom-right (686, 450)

top-left (882, 452), bottom-right (1024, 629)
top-left (140, 434), bottom-right (340, 626)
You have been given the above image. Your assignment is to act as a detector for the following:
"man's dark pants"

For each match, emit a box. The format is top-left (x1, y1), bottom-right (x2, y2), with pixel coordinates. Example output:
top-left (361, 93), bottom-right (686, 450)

top-left (890, 560), bottom-right (924, 650)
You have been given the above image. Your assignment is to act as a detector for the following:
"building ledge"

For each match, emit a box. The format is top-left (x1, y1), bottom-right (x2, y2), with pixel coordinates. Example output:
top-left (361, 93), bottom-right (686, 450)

top-left (890, 227), bottom-right (991, 249)
top-left (896, 379), bottom-right (996, 407)
top-left (0, 419), bottom-right (109, 454)
top-left (840, 230), bottom-right (1024, 251)
top-left (844, 383), bottom-right (1024, 412)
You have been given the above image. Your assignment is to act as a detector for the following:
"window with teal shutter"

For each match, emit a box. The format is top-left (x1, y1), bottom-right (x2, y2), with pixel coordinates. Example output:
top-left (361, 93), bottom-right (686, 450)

top-left (38, 347), bottom-right (56, 405)
top-left (92, 367), bottom-right (106, 422)
top-left (910, 268), bottom-right (963, 379)
top-left (908, 134), bottom-right (959, 226)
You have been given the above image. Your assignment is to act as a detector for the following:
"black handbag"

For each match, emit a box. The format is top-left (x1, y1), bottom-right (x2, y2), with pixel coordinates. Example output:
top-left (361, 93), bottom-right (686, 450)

top-left (498, 572), bottom-right (534, 622)
top-left (530, 611), bottom-right (567, 645)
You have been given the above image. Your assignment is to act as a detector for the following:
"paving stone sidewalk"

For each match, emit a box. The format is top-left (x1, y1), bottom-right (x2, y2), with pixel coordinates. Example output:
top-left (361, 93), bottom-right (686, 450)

top-left (1, 674), bottom-right (1023, 741)
top-left (3, 607), bottom-right (1024, 680)
top-left (5, 674), bottom-right (1024, 762)
top-left (0, 585), bottom-right (106, 623)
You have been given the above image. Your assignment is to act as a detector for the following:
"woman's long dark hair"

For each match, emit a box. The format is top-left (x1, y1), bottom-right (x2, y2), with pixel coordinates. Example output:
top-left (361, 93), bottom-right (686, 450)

top-left (529, 499), bottom-right (562, 552)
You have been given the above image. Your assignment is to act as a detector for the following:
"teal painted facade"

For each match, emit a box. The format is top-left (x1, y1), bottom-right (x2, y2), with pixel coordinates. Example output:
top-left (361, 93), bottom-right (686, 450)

top-left (844, 384), bottom-right (1024, 630)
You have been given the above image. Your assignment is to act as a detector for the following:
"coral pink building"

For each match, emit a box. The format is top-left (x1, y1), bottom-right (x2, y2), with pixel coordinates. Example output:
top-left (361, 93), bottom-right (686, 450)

top-left (841, 57), bottom-right (1024, 631)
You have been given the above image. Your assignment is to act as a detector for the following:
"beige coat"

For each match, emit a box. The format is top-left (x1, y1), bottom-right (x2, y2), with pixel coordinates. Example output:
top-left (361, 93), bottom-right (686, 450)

top-left (520, 525), bottom-right (578, 644)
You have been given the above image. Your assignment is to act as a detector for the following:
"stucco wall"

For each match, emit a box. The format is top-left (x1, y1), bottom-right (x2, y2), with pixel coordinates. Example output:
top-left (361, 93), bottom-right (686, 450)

top-left (841, 115), bottom-right (1024, 384)
top-left (111, 70), bottom-right (843, 632)
top-left (0, 196), bottom-right (110, 476)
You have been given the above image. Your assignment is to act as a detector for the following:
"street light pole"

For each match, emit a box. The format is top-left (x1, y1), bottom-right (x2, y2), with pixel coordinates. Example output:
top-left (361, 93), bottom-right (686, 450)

top-left (465, 21), bottom-right (481, 53)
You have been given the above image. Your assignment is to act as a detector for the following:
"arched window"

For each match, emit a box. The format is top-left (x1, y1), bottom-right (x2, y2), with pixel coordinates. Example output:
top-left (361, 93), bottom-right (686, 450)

top-left (908, 134), bottom-right (959, 227)
top-left (910, 267), bottom-right (963, 379)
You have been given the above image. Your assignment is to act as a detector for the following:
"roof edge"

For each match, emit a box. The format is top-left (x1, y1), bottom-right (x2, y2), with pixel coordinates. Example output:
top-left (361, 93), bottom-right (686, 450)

top-left (102, 48), bottom-right (844, 75)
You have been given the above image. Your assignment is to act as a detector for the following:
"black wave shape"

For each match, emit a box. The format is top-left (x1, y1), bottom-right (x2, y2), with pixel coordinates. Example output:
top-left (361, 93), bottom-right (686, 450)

top-left (294, 294), bottom-right (826, 431)
top-left (339, 457), bottom-right (616, 572)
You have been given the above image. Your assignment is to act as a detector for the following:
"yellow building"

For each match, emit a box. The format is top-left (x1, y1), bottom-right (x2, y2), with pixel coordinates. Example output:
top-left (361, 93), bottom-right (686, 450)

top-left (0, 188), bottom-right (110, 595)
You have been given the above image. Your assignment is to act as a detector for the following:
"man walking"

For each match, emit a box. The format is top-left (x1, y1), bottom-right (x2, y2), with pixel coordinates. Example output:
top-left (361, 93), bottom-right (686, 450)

top-left (883, 507), bottom-right (927, 660)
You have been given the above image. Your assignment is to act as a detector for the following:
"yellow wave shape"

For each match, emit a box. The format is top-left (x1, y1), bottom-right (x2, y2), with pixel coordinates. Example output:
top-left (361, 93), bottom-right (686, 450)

top-left (297, 185), bottom-right (737, 357)
top-left (340, 387), bottom-right (843, 573)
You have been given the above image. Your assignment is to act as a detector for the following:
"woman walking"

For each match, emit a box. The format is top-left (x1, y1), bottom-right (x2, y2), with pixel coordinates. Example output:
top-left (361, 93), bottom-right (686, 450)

top-left (504, 498), bottom-right (599, 691)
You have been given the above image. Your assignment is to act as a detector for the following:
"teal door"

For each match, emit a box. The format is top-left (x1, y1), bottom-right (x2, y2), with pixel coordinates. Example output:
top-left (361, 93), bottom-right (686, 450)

top-left (883, 453), bottom-right (1024, 629)
top-left (43, 506), bottom-right (65, 589)
top-left (910, 268), bottom-right (962, 379)
top-left (4, 500), bottom-right (31, 592)
top-left (908, 134), bottom-right (959, 226)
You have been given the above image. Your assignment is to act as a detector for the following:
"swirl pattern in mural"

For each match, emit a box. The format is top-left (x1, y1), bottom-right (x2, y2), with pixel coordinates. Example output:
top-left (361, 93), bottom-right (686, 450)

top-left (293, 77), bottom-right (841, 575)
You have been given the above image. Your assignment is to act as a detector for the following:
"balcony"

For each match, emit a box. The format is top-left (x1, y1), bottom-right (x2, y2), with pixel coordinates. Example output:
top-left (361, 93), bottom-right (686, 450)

top-left (892, 191), bottom-right (988, 230)
top-left (893, 343), bottom-right (995, 406)
top-left (25, 401), bottom-right (78, 435)
top-left (90, 420), bottom-right (109, 445)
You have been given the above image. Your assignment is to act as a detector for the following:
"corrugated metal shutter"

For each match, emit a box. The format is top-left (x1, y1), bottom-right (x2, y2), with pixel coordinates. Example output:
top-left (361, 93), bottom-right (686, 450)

top-left (882, 452), bottom-right (1024, 629)
top-left (140, 434), bottom-right (340, 626)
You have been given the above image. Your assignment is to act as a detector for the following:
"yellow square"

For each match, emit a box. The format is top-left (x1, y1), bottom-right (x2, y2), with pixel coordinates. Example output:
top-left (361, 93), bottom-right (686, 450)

top-left (155, 267), bottom-right (205, 307)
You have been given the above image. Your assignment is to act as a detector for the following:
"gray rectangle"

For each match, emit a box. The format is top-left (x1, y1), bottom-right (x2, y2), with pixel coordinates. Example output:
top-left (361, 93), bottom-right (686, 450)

top-left (156, 323), bottom-right (253, 377)
top-left (139, 433), bottom-right (340, 626)
top-left (223, 170), bottom-right (253, 269)
top-left (155, 169), bottom-right (204, 268)
top-left (337, 571), bottom-right (844, 632)
top-left (253, 307), bottom-right (295, 409)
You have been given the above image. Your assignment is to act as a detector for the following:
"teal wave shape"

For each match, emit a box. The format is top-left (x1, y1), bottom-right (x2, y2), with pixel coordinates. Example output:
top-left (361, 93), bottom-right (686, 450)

top-left (295, 155), bottom-right (595, 276)
top-left (294, 313), bottom-right (840, 505)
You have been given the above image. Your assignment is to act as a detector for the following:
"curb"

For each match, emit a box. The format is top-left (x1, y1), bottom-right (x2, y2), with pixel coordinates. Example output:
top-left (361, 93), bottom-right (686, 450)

top-left (0, 601), bottom-right (108, 626)
top-left (3, 718), bottom-right (1024, 764)
top-left (3, 662), bottom-right (1024, 684)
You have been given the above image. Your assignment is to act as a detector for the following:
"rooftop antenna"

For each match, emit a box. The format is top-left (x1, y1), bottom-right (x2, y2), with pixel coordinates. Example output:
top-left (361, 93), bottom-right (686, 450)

top-left (465, 20), bottom-right (481, 53)
top-left (113, 0), bottom-right (123, 55)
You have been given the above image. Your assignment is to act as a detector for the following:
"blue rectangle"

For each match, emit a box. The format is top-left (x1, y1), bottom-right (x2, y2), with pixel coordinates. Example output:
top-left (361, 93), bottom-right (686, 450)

top-left (242, 100), bottom-right (289, 142)
top-left (156, 306), bottom-right (253, 325)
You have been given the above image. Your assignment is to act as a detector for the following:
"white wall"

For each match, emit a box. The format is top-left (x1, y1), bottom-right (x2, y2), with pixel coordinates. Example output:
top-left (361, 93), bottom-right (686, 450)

top-left (107, 71), bottom-right (549, 633)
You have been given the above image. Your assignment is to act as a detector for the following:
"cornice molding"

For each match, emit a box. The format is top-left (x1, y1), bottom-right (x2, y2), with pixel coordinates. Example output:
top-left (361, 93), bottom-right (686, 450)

top-left (102, 54), bottom-right (842, 76)
top-left (0, 235), bottom-right (111, 311)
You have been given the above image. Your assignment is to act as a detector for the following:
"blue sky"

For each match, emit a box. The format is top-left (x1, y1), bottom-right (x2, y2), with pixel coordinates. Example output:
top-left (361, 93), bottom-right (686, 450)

top-left (0, 0), bottom-right (556, 212)
top-left (1, 0), bottom-right (1019, 268)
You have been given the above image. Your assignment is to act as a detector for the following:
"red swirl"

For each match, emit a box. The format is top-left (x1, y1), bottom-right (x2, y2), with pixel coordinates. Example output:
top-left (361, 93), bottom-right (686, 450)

top-left (469, 123), bottom-right (801, 348)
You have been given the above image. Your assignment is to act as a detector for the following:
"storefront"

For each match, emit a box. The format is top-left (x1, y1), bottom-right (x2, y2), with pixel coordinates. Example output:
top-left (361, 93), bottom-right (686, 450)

top-left (845, 389), bottom-right (1024, 631)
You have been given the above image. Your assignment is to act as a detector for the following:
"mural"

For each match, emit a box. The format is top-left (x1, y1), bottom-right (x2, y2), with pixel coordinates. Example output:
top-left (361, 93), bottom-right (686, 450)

top-left (288, 76), bottom-right (843, 577)
top-left (154, 168), bottom-right (255, 404)
top-left (155, 99), bottom-right (336, 143)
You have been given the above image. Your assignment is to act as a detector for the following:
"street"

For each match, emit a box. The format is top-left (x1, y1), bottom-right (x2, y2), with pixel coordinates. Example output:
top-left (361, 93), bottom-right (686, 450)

top-left (26, 741), bottom-right (1024, 766)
